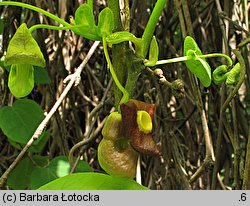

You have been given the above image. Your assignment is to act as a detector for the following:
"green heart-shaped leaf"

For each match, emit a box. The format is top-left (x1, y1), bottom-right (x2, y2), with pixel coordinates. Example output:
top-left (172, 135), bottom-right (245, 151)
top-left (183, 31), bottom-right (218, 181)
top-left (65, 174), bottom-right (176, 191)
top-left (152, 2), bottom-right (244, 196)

top-left (48, 156), bottom-right (93, 178)
top-left (0, 99), bottom-right (46, 151)
top-left (87, 0), bottom-right (93, 12)
top-left (30, 156), bottom-right (93, 189)
top-left (38, 173), bottom-right (149, 190)
top-left (144, 36), bottom-right (159, 67)
top-left (7, 156), bottom-right (51, 189)
top-left (34, 66), bottom-right (51, 84)
top-left (4, 23), bottom-right (45, 67)
top-left (7, 157), bottom-right (36, 189)
top-left (97, 7), bottom-right (114, 37)
top-left (184, 36), bottom-right (211, 87)
top-left (8, 63), bottom-right (34, 98)
top-left (72, 4), bottom-right (99, 40)
top-left (30, 167), bottom-right (58, 190)
top-left (75, 4), bottom-right (95, 29)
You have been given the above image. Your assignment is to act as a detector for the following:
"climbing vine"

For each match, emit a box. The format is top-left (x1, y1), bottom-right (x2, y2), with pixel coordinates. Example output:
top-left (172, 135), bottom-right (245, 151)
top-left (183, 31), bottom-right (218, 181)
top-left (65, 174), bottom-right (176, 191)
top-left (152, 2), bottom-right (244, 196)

top-left (0, 0), bottom-right (248, 190)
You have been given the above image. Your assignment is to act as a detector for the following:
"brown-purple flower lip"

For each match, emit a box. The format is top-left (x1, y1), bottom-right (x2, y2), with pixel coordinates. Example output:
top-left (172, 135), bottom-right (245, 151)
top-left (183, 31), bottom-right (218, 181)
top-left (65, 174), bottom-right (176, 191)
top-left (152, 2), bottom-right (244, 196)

top-left (120, 99), bottom-right (161, 156)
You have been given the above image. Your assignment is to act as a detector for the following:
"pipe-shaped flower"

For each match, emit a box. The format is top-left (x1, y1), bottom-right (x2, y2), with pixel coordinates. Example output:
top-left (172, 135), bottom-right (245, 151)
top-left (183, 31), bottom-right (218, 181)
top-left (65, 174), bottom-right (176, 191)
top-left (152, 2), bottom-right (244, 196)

top-left (4, 23), bottom-right (45, 98)
top-left (120, 99), bottom-right (161, 156)
top-left (98, 99), bottom-right (161, 178)
top-left (98, 111), bottom-right (139, 179)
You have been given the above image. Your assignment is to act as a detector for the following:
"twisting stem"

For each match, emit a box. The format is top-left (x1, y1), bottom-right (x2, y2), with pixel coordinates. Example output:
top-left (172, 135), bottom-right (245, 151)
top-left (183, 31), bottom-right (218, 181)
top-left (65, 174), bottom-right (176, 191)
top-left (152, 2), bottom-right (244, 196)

top-left (140, 0), bottom-right (168, 57)
top-left (221, 50), bottom-right (245, 112)
top-left (0, 2), bottom-right (71, 27)
top-left (107, 0), bottom-right (123, 31)
top-left (173, 0), bottom-right (187, 38)
top-left (69, 79), bottom-right (113, 170)
top-left (124, 0), bottom-right (130, 31)
top-left (232, 99), bottom-right (240, 189)
top-left (211, 0), bottom-right (230, 189)
top-left (28, 24), bottom-right (99, 40)
top-left (181, 0), bottom-right (194, 37)
top-left (222, 49), bottom-right (245, 189)
top-left (243, 128), bottom-right (250, 189)
top-left (102, 37), bottom-right (129, 105)
top-left (199, 53), bottom-right (233, 66)
top-left (29, 24), bottom-right (70, 33)
top-left (108, 0), bottom-right (129, 107)
top-left (211, 49), bottom-right (246, 189)
top-left (189, 108), bottom-right (215, 184)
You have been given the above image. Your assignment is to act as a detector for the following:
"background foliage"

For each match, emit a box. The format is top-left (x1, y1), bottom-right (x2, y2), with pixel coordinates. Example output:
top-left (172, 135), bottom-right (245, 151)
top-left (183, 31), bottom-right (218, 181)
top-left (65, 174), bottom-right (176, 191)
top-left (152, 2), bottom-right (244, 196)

top-left (0, 0), bottom-right (250, 189)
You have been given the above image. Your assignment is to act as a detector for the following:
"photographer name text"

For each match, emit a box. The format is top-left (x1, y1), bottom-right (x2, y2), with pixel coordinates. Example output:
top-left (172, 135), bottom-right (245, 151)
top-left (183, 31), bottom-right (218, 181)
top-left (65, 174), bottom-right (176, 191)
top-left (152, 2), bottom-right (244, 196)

top-left (2, 192), bottom-right (100, 203)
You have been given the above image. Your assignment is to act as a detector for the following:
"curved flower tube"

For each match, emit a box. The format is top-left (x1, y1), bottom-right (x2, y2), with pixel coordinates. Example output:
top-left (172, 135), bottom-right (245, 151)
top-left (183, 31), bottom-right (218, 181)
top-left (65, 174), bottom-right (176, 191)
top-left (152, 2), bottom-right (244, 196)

top-left (4, 23), bottom-right (45, 98)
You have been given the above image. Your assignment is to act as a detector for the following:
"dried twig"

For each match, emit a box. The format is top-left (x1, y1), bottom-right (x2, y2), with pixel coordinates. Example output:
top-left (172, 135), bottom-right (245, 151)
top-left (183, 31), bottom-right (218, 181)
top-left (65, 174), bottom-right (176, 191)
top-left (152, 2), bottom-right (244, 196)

top-left (68, 78), bottom-right (114, 169)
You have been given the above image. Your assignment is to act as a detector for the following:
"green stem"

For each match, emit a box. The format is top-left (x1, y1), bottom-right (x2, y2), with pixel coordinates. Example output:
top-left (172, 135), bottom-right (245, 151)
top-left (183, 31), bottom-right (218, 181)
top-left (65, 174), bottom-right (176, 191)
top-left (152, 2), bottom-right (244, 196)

top-left (124, 0), bottom-right (130, 31)
top-left (199, 53), bottom-right (233, 66)
top-left (154, 56), bottom-right (188, 65)
top-left (140, 0), bottom-right (168, 58)
top-left (29, 24), bottom-right (99, 40)
top-left (106, 31), bottom-right (142, 48)
top-left (243, 128), bottom-right (250, 189)
top-left (108, 0), bottom-right (128, 107)
top-left (107, 0), bottom-right (123, 31)
top-left (29, 24), bottom-right (69, 33)
top-left (102, 37), bottom-right (129, 105)
top-left (154, 53), bottom-right (233, 66)
top-left (0, 1), bottom-right (70, 27)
